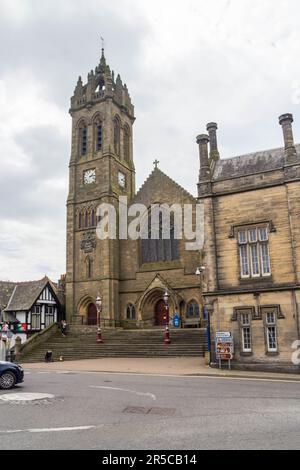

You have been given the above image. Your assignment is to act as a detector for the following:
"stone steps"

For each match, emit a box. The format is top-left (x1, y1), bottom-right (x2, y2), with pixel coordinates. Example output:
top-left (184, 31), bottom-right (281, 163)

top-left (20, 328), bottom-right (207, 363)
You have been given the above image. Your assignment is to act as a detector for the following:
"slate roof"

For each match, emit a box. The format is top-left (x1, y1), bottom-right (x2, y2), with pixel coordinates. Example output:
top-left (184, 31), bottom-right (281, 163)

top-left (0, 282), bottom-right (17, 310)
top-left (212, 144), bottom-right (300, 181)
top-left (4, 276), bottom-right (60, 312)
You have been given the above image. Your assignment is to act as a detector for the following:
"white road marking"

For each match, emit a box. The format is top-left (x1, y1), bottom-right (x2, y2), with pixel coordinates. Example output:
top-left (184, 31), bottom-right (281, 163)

top-left (0, 393), bottom-right (54, 402)
top-left (0, 425), bottom-right (101, 435)
top-left (29, 426), bottom-right (96, 433)
top-left (90, 385), bottom-right (156, 401)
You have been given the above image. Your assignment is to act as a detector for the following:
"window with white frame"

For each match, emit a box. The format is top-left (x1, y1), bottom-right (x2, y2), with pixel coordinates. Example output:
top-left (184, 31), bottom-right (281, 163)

top-left (238, 226), bottom-right (271, 279)
top-left (45, 306), bottom-right (55, 328)
top-left (266, 311), bottom-right (278, 352)
top-left (31, 305), bottom-right (41, 330)
top-left (241, 312), bottom-right (252, 353)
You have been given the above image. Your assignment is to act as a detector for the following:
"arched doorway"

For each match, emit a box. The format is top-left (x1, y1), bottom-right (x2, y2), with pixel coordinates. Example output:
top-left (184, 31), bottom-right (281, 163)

top-left (155, 300), bottom-right (166, 326)
top-left (87, 303), bottom-right (97, 325)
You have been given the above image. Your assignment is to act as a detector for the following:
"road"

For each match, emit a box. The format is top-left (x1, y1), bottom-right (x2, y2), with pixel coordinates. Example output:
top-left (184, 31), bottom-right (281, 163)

top-left (0, 369), bottom-right (299, 450)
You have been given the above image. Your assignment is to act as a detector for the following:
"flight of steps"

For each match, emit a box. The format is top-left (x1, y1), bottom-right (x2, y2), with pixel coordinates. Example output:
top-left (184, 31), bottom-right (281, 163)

top-left (20, 327), bottom-right (207, 363)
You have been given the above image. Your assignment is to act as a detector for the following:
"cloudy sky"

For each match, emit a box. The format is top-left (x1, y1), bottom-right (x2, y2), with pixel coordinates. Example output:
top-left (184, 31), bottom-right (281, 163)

top-left (1, 0), bottom-right (300, 282)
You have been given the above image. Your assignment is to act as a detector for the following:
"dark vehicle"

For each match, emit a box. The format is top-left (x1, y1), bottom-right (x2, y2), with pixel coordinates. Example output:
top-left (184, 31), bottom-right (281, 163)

top-left (0, 361), bottom-right (24, 390)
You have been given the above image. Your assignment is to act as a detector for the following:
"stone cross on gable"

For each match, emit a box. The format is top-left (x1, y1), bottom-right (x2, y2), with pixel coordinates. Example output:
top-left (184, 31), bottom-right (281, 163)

top-left (153, 159), bottom-right (160, 169)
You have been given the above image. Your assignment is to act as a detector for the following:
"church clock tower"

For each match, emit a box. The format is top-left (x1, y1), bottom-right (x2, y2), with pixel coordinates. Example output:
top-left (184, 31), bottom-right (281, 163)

top-left (66, 47), bottom-right (135, 325)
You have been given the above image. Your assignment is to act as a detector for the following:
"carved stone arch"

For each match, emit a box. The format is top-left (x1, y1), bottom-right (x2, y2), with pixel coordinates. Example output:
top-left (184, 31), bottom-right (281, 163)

top-left (136, 274), bottom-right (182, 325)
top-left (76, 117), bottom-right (87, 129)
top-left (92, 111), bottom-right (104, 124)
top-left (77, 294), bottom-right (95, 318)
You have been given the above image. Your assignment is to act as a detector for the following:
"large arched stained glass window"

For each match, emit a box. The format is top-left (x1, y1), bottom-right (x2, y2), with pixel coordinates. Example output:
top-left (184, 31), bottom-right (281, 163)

top-left (141, 212), bottom-right (179, 264)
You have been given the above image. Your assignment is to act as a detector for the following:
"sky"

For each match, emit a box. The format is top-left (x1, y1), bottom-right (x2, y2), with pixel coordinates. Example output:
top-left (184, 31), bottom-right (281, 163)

top-left (0, 0), bottom-right (300, 281)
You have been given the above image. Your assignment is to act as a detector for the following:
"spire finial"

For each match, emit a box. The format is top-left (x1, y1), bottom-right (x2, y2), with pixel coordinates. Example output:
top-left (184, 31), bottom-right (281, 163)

top-left (153, 159), bottom-right (160, 169)
top-left (101, 36), bottom-right (105, 56)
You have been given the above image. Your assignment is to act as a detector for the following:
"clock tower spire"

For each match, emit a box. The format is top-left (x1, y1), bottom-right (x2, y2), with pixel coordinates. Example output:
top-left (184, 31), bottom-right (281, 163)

top-left (66, 49), bottom-right (136, 325)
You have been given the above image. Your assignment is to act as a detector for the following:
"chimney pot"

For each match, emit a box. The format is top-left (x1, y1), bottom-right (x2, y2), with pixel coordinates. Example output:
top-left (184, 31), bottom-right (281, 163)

top-left (279, 113), bottom-right (297, 164)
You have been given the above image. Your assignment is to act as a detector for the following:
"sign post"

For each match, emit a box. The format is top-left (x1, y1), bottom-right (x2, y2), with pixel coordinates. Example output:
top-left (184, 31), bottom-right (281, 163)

top-left (215, 332), bottom-right (234, 370)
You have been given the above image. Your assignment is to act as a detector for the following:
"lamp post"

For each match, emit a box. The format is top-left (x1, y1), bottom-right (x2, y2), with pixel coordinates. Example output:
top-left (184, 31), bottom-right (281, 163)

top-left (95, 293), bottom-right (103, 343)
top-left (163, 290), bottom-right (171, 345)
top-left (196, 267), bottom-right (211, 365)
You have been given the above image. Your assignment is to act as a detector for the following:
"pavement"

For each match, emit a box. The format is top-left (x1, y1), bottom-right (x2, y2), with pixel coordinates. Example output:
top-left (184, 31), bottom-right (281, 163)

top-left (1, 368), bottom-right (300, 450)
top-left (21, 357), bottom-right (300, 382)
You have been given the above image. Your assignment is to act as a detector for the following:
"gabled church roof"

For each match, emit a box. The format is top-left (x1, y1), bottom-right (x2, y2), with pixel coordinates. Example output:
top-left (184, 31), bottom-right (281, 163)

top-left (4, 276), bottom-right (60, 312)
top-left (134, 166), bottom-right (196, 204)
top-left (212, 144), bottom-right (300, 181)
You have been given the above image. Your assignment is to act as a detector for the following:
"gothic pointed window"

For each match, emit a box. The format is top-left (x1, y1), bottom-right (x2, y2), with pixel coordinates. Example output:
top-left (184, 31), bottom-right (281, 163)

top-left (85, 211), bottom-right (89, 228)
top-left (187, 301), bottom-right (200, 319)
top-left (94, 119), bottom-right (102, 152)
top-left (113, 116), bottom-right (121, 156)
top-left (79, 212), bottom-right (83, 229)
top-left (141, 211), bottom-right (179, 264)
top-left (124, 125), bottom-right (130, 163)
top-left (126, 304), bottom-right (136, 320)
top-left (91, 209), bottom-right (96, 227)
top-left (86, 257), bottom-right (93, 279)
top-left (78, 121), bottom-right (87, 156)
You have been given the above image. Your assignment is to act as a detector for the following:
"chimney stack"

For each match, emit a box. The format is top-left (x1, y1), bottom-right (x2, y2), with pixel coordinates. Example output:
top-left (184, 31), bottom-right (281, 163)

top-left (279, 113), bottom-right (297, 164)
top-left (197, 134), bottom-right (210, 181)
top-left (206, 122), bottom-right (220, 161)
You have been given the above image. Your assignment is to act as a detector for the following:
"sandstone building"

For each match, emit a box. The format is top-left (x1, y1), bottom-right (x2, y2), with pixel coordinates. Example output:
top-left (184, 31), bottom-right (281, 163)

top-left (66, 49), bottom-right (300, 367)
top-left (200, 116), bottom-right (300, 367)
top-left (66, 49), bottom-right (202, 330)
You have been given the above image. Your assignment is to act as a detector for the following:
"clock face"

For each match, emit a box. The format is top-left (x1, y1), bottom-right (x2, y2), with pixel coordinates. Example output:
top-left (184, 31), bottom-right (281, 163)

top-left (84, 169), bottom-right (96, 185)
top-left (118, 171), bottom-right (126, 188)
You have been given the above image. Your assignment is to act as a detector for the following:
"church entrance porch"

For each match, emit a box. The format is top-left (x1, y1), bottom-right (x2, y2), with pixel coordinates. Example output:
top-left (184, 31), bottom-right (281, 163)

top-left (137, 284), bottom-right (180, 328)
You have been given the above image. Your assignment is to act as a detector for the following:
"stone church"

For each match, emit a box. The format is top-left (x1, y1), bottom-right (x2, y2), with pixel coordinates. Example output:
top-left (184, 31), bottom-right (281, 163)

top-left (66, 49), bottom-right (202, 330)
top-left (66, 49), bottom-right (300, 367)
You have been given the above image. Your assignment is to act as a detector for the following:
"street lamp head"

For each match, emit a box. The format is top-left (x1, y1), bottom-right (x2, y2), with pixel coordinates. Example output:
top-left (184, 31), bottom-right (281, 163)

top-left (95, 293), bottom-right (102, 309)
top-left (196, 267), bottom-right (206, 276)
top-left (163, 291), bottom-right (170, 304)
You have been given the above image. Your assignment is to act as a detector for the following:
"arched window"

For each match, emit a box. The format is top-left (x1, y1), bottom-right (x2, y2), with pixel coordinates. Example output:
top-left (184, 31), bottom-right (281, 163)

top-left (126, 304), bottom-right (136, 320)
top-left (141, 211), bottom-right (179, 264)
top-left (86, 257), bottom-right (93, 279)
top-left (79, 212), bottom-right (83, 229)
top-left (91, 209), bottom-right (96, 227)
top-left (187, 301), bottom-right (200, 319)
top-left (78, 121), bottom-right (87, 156)
top-left (123, 125), bottom-right (130, 163)
top-left (84, 211), bottom-right (89, 228)
top-left (94, 119), bottom-right (102, 152)
top-left (113, 117), bottom-right (121, 155)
